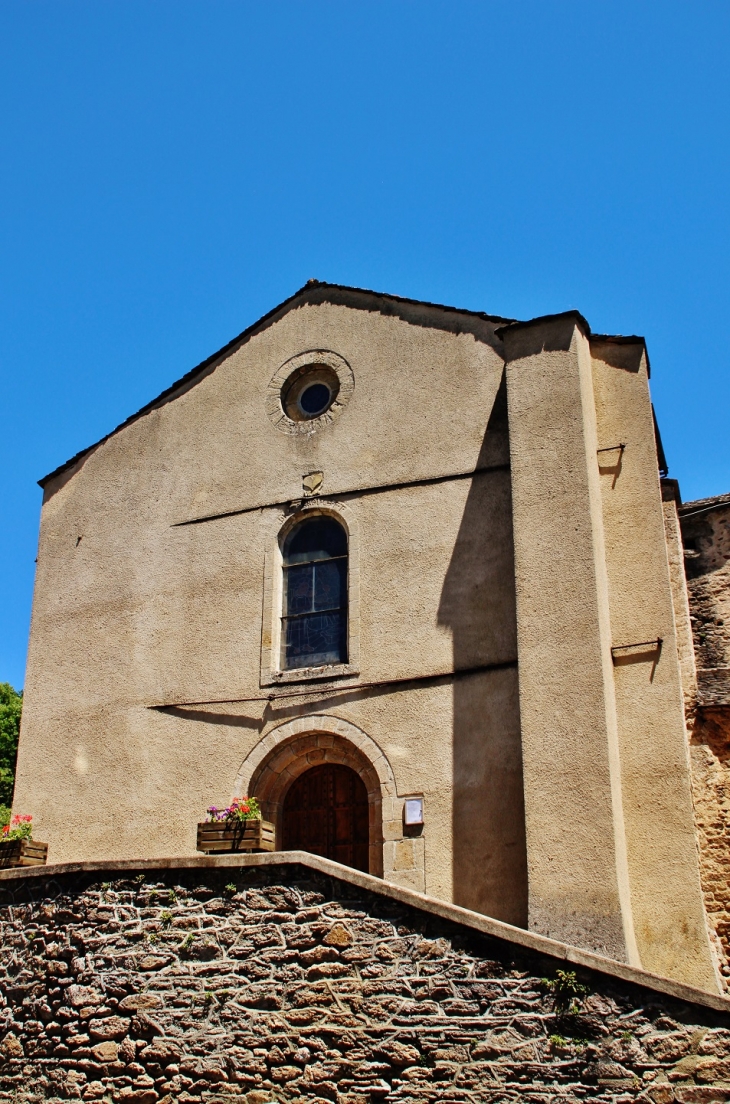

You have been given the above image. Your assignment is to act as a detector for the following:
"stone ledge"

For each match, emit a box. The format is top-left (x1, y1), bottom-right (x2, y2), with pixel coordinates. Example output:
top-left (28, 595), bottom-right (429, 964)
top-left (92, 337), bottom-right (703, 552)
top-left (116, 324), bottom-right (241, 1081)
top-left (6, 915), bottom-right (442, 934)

top-left (1, 848), bottom-right (727, 1013)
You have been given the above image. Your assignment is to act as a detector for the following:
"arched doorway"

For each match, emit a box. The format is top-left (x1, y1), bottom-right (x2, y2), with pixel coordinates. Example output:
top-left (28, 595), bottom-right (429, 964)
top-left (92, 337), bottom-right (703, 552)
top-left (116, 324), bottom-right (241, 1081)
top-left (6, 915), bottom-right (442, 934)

top-left (236, 716), bottom-right (396, 877)
top-left (282, 763), bottom-right (369, 872)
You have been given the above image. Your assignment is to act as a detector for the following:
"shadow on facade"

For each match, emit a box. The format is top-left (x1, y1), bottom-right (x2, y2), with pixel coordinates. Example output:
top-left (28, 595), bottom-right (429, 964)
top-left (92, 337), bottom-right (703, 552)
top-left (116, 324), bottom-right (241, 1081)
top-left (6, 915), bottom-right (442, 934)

top-left (438, 377), bottom-right (528, 927)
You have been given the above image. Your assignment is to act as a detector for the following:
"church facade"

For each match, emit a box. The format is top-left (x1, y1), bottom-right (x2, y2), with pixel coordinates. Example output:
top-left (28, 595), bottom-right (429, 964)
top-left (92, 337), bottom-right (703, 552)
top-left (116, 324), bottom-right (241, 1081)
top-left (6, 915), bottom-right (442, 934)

top-left (14, 281), bottom-right (724, 994)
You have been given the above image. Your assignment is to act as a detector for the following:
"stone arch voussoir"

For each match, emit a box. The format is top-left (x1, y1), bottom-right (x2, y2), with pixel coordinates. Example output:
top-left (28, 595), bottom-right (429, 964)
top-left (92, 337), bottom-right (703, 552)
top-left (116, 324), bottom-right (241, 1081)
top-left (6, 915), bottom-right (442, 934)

top-left (233, 715), bottom-right (396, 877)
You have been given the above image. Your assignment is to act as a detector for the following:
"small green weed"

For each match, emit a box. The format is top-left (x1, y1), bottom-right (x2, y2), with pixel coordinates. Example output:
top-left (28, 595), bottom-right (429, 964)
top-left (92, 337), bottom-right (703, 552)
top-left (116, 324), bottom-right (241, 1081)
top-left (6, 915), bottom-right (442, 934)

top-left (160, 910), bottom-right (173, 928)
top-left (549, 1034), bottom-right (567, 1047)
top-left (542, 970), bottom-right (589, 1016)
top-left (224, 883), bottom-right (237, 897)
top-left (179, 933), bottom-right (196, 953)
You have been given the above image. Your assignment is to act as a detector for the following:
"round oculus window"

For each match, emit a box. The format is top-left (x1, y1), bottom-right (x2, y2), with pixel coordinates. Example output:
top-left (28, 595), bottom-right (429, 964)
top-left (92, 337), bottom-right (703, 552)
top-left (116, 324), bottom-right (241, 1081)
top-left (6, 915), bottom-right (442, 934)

top-left (281, 364), bottom-right (340, 422)
top-left (298, 382), bottom-right (332, 417)
top-left (266, 350), bottom-right (354, 435)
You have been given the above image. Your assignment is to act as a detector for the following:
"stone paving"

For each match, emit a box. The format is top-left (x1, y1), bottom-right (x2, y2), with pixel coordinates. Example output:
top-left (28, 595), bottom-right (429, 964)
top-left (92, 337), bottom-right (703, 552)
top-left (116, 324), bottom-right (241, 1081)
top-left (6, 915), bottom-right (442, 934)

top-left (0, 863), bottom-right (729, 1104)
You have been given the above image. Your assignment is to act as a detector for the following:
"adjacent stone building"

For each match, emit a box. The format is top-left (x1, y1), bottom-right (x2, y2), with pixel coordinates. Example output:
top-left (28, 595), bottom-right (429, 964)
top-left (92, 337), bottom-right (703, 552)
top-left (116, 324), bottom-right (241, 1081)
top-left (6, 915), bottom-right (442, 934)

top-left (12, 281), bottom-right (727, 997)
top-left (674, 492), bottom-right (730, 979)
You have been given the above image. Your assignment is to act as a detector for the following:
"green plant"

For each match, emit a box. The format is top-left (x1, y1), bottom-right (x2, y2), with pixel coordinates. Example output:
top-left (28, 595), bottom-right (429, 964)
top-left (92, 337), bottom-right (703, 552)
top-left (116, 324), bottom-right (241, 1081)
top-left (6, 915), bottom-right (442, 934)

top-left (204, 991), bottom-right (215, 1005)
top-left (149, 890), bottom-right (158, 903)
top-left (542, 970), bottom-right (589, 1016)
top-left (167, 888), bottom-right (177, 903)
top-left (224, 883), bottom-right (237, 897)
top-left (179, 933), bottom-right (196, 953)
top-left (206, 796), bottom-right (261, 824)
top-left (134, 874), bottom-right (146, 886)
top-left (621, 1030), bottom-right (633, 1042)
top-left (146, 932), bottom-right (158, 944)
top-left (160, 910), bottom-right (173, 928)
top-left (0, 684), bottom-right (22, 809)
top-left (549, 1034), bottom-right (567, 1047)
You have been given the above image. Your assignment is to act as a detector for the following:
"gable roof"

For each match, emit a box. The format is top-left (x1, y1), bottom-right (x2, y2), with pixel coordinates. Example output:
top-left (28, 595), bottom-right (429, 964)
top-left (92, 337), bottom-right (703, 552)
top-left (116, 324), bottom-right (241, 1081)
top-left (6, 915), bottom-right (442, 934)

top-left (38, 280), bottom-right (517, 490)
top-left (38, 281), bottom-right (651, 491)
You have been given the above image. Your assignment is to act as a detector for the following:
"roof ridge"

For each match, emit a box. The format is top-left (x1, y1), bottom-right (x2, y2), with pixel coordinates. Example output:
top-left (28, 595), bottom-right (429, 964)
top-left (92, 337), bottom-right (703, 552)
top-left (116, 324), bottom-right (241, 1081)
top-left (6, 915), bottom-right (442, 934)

top-left (679, 491), bottom-right (730, 514)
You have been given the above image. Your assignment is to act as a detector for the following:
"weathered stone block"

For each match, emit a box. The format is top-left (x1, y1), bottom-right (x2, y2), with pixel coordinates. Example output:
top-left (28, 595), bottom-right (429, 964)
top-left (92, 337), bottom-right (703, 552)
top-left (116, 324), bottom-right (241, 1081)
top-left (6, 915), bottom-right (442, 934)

top-left (91, 1040), bottom-right (119, 1063)
top-left (88, 1016), bottom-right (129, 1040)
top-left (119, 994), bottom-right (162, 1012)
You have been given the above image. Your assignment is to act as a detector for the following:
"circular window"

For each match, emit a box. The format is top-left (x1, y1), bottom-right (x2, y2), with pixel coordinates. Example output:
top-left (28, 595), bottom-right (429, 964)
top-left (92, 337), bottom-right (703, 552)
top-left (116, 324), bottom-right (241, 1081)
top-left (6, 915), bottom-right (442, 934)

top-left (281, 364), bottom-right (340, 422)
top-left (299, 382), bottom-right (332, 417)
top-left (267, 351), bottom-right (354, 435)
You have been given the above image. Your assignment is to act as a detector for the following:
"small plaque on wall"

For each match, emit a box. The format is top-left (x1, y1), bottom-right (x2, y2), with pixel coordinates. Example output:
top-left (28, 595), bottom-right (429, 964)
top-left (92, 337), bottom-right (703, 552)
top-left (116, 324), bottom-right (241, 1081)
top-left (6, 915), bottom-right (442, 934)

top-left (403, 797), bottom-right (424, 826)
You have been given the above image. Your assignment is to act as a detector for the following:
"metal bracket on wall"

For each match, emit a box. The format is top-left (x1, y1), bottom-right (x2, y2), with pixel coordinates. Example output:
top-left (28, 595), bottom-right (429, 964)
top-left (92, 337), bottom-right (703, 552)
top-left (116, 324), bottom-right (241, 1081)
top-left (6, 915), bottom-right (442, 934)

top-left (610, 638), bottom-right (663, 675)
top-left (597, 443), bottom-right (626, 488)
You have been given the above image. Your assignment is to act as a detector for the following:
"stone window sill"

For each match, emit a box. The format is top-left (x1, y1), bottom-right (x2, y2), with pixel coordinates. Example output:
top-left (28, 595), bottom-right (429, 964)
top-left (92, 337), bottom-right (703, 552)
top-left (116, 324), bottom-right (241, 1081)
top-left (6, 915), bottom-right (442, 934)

top-left (261, 663), bottom-right (360, 688)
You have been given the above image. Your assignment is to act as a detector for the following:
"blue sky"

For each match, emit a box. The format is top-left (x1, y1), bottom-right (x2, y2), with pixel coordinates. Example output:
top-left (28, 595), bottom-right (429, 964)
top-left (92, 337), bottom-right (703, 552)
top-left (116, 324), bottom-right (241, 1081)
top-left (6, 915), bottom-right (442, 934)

top-left (1, 1), bottom-right (729, 689)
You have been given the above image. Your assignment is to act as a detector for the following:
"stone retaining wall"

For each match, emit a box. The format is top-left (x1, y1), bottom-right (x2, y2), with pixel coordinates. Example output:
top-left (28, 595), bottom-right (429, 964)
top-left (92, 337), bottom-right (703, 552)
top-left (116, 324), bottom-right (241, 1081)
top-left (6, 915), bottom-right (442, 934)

top-left (0, 856), bottom-right (729, 1104)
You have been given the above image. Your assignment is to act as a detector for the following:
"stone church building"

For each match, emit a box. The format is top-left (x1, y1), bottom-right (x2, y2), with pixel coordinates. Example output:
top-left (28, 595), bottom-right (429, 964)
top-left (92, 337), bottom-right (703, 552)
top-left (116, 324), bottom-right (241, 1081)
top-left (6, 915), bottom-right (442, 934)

top-left (13, 281), bottom-right (730, 997)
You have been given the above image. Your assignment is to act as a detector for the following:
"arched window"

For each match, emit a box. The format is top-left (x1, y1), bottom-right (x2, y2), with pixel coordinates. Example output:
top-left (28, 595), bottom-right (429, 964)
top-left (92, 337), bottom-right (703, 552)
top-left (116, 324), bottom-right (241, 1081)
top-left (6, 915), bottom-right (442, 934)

top-left (282, 515), bottom-right (348, 670)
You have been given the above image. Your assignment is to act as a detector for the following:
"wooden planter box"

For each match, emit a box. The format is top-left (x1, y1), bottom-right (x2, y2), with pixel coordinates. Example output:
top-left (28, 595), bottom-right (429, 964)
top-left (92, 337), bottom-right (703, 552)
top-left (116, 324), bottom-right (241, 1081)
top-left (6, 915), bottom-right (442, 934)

top-left (196, 819), bottom-right (275, 854)
top-left (0, 838), bottom-right (48, 869)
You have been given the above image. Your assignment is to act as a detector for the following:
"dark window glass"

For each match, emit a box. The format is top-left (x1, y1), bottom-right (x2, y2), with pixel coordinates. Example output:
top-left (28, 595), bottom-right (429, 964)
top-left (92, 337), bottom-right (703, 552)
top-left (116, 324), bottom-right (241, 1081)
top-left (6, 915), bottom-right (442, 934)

top-left (299, 382), bottom-right (331, 416)
top-left (285, 516), bottom-right (347, 562)
top-left (282, 517), bottom-right (348, 669)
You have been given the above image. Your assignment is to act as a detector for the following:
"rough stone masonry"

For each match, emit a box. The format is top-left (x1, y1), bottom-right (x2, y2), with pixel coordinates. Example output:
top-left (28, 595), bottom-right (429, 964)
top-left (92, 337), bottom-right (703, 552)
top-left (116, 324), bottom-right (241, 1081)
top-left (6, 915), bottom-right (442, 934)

top-left (679, 492), bottom-right (730, 976)
top-left (1, 856), bottom-right (730, 1104)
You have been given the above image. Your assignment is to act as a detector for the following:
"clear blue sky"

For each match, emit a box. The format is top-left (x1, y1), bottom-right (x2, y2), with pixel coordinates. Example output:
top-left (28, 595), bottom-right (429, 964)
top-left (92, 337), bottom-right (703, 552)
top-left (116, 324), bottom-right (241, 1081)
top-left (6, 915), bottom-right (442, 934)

top-left (1, 1), bottom-right (729, 690)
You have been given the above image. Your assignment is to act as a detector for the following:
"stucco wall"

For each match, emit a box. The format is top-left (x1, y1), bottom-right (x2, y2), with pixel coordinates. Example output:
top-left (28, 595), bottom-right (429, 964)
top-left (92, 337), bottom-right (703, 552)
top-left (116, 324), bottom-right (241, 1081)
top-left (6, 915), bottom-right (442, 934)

top-left (590, 342), bottom-right (716, 991)
top-left (500, 313), bottom-right (717, 991)
top-left (1, 856), bottom-right (729, 1104)
top-left (15, 298), bottom-right (525, 925)
top-left (660, 482), bottom-right (697, 702)
top-left (503, 318), bottom-right (632, 966)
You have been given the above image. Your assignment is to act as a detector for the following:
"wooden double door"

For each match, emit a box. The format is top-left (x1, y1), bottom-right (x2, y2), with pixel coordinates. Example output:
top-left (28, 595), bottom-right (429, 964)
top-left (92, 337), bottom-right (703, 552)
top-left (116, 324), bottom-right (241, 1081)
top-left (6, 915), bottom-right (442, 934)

top-left (282, 763), bottom-right (369, 873)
